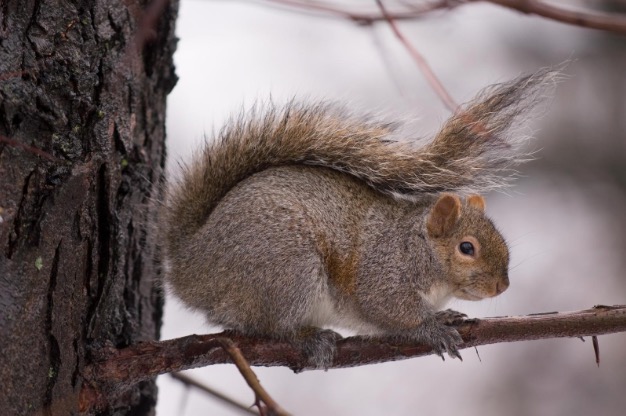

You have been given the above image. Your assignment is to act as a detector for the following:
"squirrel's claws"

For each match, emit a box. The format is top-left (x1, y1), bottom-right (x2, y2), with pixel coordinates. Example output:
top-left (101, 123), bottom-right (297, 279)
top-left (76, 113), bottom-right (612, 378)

top-left (435, 309), bottom-right (468, 326)
top-left (409, 316), bottom-right (465, 361)
top-left (448, 345), bottom-right (463, 361)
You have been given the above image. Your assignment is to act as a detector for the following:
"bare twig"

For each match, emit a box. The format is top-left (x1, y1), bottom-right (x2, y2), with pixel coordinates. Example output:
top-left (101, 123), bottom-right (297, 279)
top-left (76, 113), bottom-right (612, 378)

top-left (261, 0), bottom-right (449, 24)
top-left (592, 335), bottom-right (600, 367)
top-left (259, 0), bottom-right (626, 35)
top-left (83, 305), bottom-right (626, 397)
top-left (216, 338), bottom-right (291, 416)
top-left (481, 0), bottom-right (626, 36)
top-left (474, 346), bottom-right (482, 362)
top-left (375, 0), bottom-right (459, 111)
top-left (171, 372), bottom-right (259, 415)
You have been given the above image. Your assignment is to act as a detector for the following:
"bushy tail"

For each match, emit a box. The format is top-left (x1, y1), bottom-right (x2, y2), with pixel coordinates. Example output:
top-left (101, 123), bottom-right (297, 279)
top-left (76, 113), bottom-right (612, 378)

top-left (165, 68), bottom-right (557, 252)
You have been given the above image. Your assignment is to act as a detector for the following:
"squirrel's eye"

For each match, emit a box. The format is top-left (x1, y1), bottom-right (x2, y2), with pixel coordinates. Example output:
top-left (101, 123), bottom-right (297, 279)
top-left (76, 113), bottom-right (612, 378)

top-left (460, 242), bottom-right (475, 256)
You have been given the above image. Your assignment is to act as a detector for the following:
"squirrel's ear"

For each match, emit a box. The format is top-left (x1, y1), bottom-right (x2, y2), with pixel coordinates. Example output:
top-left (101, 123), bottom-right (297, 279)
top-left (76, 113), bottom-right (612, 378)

top-left (467, 195), bottom-right (486, 211)
top-left (427, 194), bottom-right (461, 238)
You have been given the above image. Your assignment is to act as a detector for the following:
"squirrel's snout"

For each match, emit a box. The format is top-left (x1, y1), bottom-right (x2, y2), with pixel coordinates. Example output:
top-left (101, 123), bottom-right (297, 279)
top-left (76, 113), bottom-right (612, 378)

top-left (495, 274), bottom-right (510, 295)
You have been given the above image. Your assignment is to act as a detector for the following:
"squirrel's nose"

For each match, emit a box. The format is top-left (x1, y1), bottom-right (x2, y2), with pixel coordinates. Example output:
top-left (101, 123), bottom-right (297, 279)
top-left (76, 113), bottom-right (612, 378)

top-left (496, 274), bottom-right (510, 295)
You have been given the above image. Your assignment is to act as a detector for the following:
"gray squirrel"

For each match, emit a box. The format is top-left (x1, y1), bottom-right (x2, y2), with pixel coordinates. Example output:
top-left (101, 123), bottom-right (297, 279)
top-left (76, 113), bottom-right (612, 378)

top-left (164, 69), bottom-right (554, 369)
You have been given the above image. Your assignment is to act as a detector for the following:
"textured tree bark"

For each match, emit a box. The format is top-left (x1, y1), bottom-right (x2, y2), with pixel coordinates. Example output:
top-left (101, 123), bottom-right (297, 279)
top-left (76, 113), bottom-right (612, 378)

top-left (0, 0), bottom-right (178, 414)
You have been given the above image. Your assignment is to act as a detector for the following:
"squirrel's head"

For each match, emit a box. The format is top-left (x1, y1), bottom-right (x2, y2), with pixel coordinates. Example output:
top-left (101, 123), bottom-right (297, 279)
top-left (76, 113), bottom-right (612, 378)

top-left (426, 194), bottom-right (510, 301)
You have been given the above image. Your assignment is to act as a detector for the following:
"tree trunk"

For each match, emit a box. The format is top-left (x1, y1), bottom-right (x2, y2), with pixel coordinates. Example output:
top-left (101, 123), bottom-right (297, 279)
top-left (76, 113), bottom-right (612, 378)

top-left (0, 0), bottom-right (178, 414)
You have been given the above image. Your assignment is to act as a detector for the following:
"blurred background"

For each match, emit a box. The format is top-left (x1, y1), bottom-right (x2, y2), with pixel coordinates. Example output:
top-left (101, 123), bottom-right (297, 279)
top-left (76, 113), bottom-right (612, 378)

top-left (158, 1), bottom-right (626, 415)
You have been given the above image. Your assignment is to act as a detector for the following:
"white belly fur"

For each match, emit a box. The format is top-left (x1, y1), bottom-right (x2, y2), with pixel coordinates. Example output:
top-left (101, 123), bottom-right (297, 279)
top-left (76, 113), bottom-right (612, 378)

top-left (419, 283), bottom-right (453, 310)
top-left (305, 290), bottom-right (382, 335)
top-left (305, 282), bottom-right (453, 334)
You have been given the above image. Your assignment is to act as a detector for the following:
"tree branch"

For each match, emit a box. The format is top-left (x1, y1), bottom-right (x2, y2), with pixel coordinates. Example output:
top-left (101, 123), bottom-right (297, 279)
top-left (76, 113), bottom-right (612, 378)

top-left (170, 372), bottom-right (259, 415)
top-left (82, 305), bottom-right (626, 403)
top-left (375, 0), bottom-right (459, 112)
top-left (481, 0), bottom-right (626, 36)
top-left (260, 0), bottom-right (449, 25)
top-left (258, 0), bottom-right (626, 35)
top-left (216, 338), bottom-right (291, 416)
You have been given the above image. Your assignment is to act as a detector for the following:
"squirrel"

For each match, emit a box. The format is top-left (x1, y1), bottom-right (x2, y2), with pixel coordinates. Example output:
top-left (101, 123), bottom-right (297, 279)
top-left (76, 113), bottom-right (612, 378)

top-left (164, 69), bottom-right (555, 369)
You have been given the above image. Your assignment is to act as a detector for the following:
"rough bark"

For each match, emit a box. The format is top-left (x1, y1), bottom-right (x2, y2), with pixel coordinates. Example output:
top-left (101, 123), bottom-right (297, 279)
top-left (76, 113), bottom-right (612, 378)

top-left (0, 0), bottom-right (178, 415)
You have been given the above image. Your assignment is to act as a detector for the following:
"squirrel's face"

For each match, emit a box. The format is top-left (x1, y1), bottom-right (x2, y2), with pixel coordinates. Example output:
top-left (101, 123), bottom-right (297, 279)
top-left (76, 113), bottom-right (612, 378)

top-left (426, 194), bottom-right (510, 301)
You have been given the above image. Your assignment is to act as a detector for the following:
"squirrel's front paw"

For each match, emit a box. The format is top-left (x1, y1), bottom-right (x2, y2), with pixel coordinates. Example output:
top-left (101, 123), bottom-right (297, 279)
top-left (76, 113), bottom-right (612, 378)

top-left (418, 318), bottom-right (464, 360)
top-left (435, 309), bottom-right (467, 326)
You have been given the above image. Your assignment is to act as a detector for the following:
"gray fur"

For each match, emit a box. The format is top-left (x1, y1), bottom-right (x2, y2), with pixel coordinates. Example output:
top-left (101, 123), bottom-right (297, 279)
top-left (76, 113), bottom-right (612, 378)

top-left (164, 70), bottom-right (555, 368)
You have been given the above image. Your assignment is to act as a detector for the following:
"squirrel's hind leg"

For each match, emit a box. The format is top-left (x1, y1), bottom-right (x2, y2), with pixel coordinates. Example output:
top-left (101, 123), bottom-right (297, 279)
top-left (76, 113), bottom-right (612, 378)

top-left (211, 251), bottom-right (343, 370)
top-left (293, 327), bottom-right (343, 372)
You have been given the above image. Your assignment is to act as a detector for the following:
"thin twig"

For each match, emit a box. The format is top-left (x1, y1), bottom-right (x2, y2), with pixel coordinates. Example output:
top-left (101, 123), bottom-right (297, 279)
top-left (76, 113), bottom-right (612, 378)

top-left (482, 0), bottom-right (626, 36)
top-left (592, 335), bottom-right (600, 367)
top-left (216, 338), bottom-right (291, 416)
top-left (171, 372), bottom-right (259, 415)
top-left (375, 0), bottom-right (459, 112)
top-left (259, 0), bottom-right (626, 35)
top-left (474, 346), bottom-right (482, 362)
top-left (261, 0), bottom-right (449, 24)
